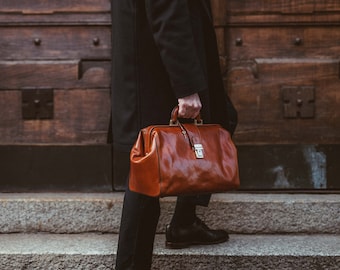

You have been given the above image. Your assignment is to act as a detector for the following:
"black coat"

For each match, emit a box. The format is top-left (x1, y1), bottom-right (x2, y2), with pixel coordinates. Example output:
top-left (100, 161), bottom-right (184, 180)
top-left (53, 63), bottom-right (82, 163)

top-left (111, 0), bottom-right (237, 185)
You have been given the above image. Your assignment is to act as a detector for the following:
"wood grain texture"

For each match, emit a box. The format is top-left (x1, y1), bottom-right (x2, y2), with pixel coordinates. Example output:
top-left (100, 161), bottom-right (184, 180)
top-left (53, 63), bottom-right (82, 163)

top-left (210, 0), bottom-right (340, 145)
top-left (0, 89), bottom-right (111, 144)
top-left (0, 26), bottom-right (111, 60)
top-left (0, 60), bottom-right (111, 89)
top-left (1, 0), bottom-right (110, 14)
top-left (227, 58), bottom-right (340, 144)
top-left (225, 1), bottom-right (339, 14)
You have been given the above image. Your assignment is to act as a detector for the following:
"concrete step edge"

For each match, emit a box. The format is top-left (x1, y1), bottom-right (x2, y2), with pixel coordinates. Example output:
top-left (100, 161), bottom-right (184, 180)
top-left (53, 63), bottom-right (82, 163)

top-left (0, 193), bottom-right (339, 234)
top-left (0, 233), bottom-right (339, 270)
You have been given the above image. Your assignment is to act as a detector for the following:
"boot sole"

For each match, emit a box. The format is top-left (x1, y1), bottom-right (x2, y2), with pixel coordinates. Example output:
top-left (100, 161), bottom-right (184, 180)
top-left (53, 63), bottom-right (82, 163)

top-left (165, 236), bottom-right (229, 249)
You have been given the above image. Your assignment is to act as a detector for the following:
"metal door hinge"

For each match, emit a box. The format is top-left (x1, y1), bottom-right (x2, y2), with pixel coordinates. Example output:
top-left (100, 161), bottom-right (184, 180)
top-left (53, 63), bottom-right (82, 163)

top-left (22, 87), bottom-right (54, 120)
top-left (282, 86), bottom-right (315, 118)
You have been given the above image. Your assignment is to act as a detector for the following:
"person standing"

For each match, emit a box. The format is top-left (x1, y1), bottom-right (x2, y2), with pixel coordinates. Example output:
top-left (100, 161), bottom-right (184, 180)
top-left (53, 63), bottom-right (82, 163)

top-left (111, 0), bottom-right (238, 269)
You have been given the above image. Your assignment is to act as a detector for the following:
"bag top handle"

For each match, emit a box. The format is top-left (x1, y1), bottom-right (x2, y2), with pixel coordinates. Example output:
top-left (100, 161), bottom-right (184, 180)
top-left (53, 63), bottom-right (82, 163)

top-left (169, 106), bottom-right (203, 126)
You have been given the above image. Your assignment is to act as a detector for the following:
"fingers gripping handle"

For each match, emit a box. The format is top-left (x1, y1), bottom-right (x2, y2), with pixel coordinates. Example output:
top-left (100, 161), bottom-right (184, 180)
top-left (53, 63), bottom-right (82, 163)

top-left (169, 106), bottom-right (203, 126)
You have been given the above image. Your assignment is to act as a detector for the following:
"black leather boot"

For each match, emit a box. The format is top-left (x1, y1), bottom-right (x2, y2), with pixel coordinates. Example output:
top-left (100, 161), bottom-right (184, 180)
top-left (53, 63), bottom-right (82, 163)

top-left (165, 217), bottom-right (229, 249)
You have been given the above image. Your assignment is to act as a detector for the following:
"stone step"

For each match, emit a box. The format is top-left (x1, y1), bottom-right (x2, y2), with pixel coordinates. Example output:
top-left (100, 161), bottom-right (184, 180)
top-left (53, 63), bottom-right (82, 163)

top-left (0, 233), bottom-right (339, 270)
top-left (0, 193), bottom-right (339, 234)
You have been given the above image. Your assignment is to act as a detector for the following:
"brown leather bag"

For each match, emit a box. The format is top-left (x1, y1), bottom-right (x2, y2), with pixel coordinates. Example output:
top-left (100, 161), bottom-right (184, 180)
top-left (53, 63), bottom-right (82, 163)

top-left (129, 107), bottom-right (240, 197)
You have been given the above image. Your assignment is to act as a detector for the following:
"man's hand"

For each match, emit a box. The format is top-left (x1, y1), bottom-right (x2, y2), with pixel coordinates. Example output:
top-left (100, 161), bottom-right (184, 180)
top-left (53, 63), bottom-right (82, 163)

top-left (178, 93), bottom-right (202, 119)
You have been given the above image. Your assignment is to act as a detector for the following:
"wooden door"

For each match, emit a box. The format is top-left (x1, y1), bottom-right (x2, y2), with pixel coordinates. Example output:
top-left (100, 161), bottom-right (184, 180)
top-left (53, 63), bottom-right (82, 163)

top-left (211, 0), bottom-right (340, 190)
top-left (1, 1), bottom-right (339, 191)
top-left (0, 1), bottom-right (113, 191)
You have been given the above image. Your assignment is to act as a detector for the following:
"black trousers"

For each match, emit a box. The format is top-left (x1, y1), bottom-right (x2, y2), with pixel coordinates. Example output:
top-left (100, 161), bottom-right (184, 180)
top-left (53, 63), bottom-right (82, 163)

top-left (115, 186), bottom-right (211, 270)
top-left (115, 187), bottom-right (160, 270)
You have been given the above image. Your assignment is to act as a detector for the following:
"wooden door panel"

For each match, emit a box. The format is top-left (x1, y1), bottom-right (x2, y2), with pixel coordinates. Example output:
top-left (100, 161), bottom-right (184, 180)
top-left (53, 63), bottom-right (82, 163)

top-left (0, 145), bottom-right (112, 192)
top-left (0, 60), bottom-right (111, 89)
top-left (225, 0), bottom-right (340, 14)
top-left (315, 2), bottom-right (340, 12)
top-left (226, 1), bottom-right (314, 13)
top-left (1, 0), bottom-right (110, 13)
top-left (227, 27), bottom-right (305, 60)
top-left (0, 89), bottom-right (111, 144)
top-left (229, 59), bottom-right (340, 144)
top-left (254, 58), bottom-right (339, 82)
top-left (0, 26), bottom-right (111, 60)
top-left (227, 27), bottom-right (340, 60)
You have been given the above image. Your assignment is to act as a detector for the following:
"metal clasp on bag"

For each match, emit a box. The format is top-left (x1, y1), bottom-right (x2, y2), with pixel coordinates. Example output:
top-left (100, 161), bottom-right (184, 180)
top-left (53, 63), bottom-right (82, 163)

top-left (194, 143), bottom-right (204, 159)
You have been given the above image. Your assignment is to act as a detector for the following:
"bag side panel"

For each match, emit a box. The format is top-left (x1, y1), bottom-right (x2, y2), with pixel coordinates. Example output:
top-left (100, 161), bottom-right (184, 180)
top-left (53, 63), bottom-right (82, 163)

top-left (129, 130), bottom-right (161, 197)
